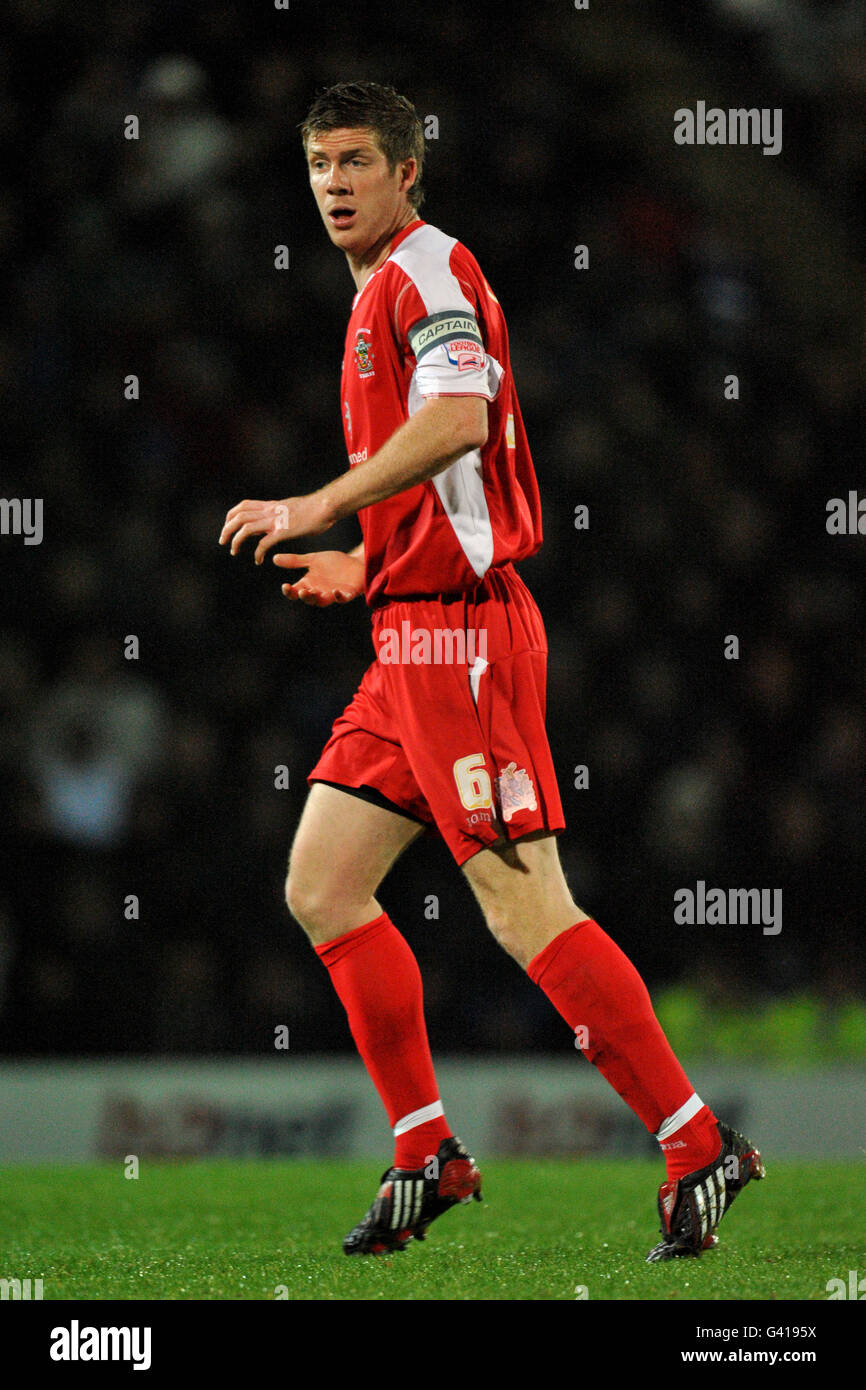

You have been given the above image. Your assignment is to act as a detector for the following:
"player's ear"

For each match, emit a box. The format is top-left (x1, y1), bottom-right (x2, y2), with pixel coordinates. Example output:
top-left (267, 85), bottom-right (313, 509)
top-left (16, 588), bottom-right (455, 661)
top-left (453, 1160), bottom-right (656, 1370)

top-left (401, 158), bottom-right (418, 194)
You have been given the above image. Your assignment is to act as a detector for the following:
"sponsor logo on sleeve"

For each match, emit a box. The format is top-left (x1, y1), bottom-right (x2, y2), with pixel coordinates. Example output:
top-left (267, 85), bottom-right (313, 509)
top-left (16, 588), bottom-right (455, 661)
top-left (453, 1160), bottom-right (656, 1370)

top-left (445, 339), bottom-right (486, 372)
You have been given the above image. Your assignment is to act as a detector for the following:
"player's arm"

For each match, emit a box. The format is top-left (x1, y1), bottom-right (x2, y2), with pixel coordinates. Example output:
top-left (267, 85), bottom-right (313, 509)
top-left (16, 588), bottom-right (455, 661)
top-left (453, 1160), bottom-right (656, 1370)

top-left (321, 395), bottom-right (487, 522)
top-left (218, 396), bottom-right (487, 564)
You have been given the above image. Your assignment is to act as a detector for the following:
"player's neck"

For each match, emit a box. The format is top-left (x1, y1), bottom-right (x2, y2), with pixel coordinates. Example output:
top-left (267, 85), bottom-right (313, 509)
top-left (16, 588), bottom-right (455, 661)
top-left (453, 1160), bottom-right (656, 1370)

top-left (348, 207), bottom-right (419, 293)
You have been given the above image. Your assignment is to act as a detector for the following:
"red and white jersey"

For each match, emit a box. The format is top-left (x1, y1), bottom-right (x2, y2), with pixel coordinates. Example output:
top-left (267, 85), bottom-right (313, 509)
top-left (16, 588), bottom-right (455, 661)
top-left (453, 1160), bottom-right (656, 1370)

top-left (339, 218), bottom-right (543, 605)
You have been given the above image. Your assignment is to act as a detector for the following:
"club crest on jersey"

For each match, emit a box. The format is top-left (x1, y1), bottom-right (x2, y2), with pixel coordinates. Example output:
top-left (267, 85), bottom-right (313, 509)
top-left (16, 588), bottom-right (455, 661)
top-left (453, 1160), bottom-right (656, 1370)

top-left (496, 762), bottom-right (537, 822)
top-left (354, 329), bottom-right (375, 378)
top-left (445, 339), bottom-right (485, 372)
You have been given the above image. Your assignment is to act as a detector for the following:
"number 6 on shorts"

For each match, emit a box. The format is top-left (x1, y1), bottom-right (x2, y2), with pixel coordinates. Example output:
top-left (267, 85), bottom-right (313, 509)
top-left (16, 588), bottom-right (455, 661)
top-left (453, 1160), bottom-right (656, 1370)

top-left (453, 753), bottom-right (493, 811)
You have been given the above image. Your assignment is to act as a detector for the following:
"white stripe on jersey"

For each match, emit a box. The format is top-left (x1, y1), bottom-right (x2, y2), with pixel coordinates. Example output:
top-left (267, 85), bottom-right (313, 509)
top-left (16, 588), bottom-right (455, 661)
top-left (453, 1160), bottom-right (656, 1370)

top-left (404, 367), bottom-right (494, 579)
top-left (389, 223), bottom-right (474, 316)
top-left (432, 447), bottom-right (495, 579)
top-left (394, 223), bottom-right (501, 580)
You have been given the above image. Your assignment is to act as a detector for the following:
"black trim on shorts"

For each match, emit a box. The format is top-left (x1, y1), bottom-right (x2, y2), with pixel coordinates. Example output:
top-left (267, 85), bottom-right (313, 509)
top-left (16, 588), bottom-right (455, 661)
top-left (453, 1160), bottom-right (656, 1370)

top-left (310, 779), bottom-right (429, 826)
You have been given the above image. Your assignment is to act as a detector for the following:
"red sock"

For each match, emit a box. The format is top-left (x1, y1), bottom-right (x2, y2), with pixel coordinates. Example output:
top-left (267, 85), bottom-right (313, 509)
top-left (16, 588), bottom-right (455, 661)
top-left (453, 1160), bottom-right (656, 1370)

top-left (315, 913), bottom-right (451, 1169)
top-left (527, 920), bottom-right (720, 1178)
top-left (656, 1098), bottom-right (722, 1181)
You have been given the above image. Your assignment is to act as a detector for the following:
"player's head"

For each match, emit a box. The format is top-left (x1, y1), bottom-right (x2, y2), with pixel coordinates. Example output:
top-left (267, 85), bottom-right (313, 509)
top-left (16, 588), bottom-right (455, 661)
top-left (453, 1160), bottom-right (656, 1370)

top-left (301, 82), bottom-right (425, 208)
top-left (301, 82), bottom-right (424, 256)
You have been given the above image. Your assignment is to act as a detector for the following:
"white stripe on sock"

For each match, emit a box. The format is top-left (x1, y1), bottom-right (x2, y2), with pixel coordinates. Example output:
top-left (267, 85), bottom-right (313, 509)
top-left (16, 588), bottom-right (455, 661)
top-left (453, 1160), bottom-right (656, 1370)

top-left (655, 1092), bottom-right (704, 1143)
top-left (393, 1100), bottom-right (444, 1137)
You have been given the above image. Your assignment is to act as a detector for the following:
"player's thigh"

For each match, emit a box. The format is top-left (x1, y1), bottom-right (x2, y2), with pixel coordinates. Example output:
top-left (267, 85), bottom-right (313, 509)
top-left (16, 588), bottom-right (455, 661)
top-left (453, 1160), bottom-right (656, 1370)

top-left (286, 782), bottom-right (423, 940)
top-left (462, 831), bottom-right (588, 968)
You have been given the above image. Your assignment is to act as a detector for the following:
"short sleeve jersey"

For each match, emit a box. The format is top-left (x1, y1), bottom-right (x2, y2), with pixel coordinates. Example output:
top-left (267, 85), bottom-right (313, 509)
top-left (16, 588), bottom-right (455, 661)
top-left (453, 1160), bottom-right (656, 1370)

top-left (340, 218), bottom-right (543, 606)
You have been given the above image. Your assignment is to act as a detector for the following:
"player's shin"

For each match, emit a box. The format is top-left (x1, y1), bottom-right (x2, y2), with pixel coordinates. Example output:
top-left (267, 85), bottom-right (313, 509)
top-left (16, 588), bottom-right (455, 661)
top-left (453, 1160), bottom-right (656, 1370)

top-left (527, 919), bottom-right (721, 1178)
top-left (314, 911), bottom-right (452, 1168)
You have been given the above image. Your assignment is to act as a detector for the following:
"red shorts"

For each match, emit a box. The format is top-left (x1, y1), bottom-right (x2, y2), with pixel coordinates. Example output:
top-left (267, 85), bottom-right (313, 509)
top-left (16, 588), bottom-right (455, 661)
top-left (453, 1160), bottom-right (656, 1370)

top-left (308, 563), bottom-right (565, 865)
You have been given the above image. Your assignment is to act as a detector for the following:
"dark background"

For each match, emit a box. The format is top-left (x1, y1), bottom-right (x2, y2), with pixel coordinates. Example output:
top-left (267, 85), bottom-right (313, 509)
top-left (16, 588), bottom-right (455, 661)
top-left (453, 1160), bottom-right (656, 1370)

top-left (0, 0), bottom-right (863, 1057)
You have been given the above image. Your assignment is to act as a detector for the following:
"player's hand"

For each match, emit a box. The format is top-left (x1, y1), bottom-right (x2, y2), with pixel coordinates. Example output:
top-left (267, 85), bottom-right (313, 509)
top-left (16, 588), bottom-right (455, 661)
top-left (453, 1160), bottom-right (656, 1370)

top-left (219, 493), bottom-right (332, 564)
top-left (273, 550), bottom-right (365, 606)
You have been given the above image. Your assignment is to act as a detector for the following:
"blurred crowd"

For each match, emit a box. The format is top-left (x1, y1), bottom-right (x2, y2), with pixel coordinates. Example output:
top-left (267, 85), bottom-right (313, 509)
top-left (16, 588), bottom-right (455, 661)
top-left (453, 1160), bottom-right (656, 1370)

top-left (0, 0), bottom-right (863, 1055)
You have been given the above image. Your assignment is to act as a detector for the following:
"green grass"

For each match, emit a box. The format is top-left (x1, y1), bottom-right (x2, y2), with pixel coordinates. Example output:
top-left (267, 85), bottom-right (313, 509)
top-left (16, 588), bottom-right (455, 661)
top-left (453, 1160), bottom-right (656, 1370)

top-left (1, 1159), bottom-right (862, 1301)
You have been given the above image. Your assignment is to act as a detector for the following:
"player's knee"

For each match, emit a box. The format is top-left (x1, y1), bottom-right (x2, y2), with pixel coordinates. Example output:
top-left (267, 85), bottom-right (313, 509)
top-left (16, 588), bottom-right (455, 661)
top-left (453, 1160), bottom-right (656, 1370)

top-left (484, 907), bottom-right (530, 968)
top-left (285, 863), bottom-right (368, 945)
top-left (284, 867), bottom-right (329, 938)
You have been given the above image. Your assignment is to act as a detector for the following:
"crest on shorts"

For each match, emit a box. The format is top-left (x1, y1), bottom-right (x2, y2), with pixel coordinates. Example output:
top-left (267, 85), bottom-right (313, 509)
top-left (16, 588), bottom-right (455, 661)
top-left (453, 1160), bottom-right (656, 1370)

top-left (496, 761), bottom-right (537, 822)
top-left (354, 330), bottom-right (375, 378)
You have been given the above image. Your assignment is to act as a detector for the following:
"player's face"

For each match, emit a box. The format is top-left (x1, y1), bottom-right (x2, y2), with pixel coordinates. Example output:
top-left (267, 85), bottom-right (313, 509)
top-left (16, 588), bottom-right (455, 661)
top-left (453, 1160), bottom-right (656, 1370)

top-left (306, 127), bottom-right (417, 259)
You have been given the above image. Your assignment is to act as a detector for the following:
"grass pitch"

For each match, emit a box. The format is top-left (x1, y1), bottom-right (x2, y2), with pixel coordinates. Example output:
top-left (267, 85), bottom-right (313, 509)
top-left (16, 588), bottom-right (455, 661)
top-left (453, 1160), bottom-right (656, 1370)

top-left (2, 1158), bottom-right (861, 1301)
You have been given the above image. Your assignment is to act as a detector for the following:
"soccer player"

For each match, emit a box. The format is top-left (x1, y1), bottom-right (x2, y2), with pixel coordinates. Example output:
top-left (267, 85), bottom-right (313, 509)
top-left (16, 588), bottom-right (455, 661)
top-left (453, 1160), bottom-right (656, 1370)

top-left (220, 82), bottom-right (763, 1261)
